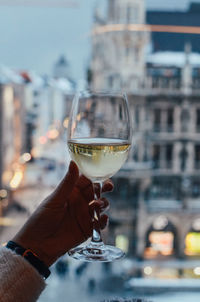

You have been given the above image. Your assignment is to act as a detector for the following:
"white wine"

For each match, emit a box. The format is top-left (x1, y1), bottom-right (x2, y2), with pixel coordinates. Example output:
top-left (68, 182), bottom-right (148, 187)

top-left (68, 138), bottom-right (130, 182)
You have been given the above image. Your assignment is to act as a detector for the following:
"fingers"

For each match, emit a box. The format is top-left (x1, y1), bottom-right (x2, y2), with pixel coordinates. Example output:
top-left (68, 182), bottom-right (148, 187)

top-left (70, 197), bottom-right (109, 241)
top-left (70, 199), bottom-right (93, 239)
top-left (76, 175), bottom-right (94, 202)
top-left (94, 214), bottom-right (109, 231)
top-left (51, 161), bottom-right (79, 206)
top-left (89, 198), bottom-right (109, 216)
top-left (99, 214), bottom-right (109, 230)
top-left (94, 179), bottom-right (113, 198)
top-left (89, 199), bottom-right (109, 232)
top-left (102, 179), bottom-right (114, 193)
top-left (76, 177), bottom-right (113, 203)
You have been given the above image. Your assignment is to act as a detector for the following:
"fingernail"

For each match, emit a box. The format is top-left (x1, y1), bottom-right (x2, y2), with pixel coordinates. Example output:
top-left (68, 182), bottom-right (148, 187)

top-left (89, 200), bottom-right (95, 206)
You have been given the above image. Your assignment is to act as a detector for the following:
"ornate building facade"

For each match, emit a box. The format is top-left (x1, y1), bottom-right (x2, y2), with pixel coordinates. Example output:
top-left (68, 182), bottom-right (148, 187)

top-left (112, 48), bottom-right (200, 261)
top-left (90, 0), bottom-right (200, 268)
top-left (91, 0), bottom-right (148, 92)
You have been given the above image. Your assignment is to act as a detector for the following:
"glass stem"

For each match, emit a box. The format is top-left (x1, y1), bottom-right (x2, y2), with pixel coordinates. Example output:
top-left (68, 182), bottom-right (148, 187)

top-left (91, 182), bottom-right (103, 244)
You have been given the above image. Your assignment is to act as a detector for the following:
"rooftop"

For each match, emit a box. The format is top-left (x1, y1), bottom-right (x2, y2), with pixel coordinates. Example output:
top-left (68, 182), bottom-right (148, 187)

top-left (147, 51), bottom-right (200, 67)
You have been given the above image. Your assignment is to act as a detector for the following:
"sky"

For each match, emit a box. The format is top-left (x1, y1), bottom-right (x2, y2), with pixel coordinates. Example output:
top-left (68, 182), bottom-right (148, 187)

top-left (0, 0), bottom-right (199, 81)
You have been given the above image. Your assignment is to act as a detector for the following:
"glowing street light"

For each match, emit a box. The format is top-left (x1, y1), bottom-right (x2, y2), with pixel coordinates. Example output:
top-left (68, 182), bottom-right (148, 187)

top-left (19, 152), bottom-right (32, 164)
top-left (39, 136), bottom-right (47, 145)
top-left (63, 117), bottom-right (69, 128)
top-left (0, 189), bottom-right (7, 199)
top-left (47, 128), bottom-right (59, 140)
top-left (10, 171), bottom-right (23, 189)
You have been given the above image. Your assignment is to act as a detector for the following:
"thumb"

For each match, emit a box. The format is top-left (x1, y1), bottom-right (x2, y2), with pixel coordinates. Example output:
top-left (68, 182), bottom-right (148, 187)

top-left (51, 161), bottom-right (79, 204)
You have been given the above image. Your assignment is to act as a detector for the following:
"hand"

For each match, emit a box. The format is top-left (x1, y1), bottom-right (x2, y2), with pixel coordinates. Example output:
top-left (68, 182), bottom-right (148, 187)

top-left (12, 161), bottom-right (113, 267)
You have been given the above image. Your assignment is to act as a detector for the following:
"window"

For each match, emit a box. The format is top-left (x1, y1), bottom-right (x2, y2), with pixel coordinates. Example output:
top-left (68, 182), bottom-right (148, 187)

top-left (133, 145), bottom-right (138, 161)
top-left (126, 5), bottom-right (131, 24)
top-left (114, 178), bottom-right (129, 200)
top-left (152, 77), bottom-right (159, 88)
top-left (135, 47), bottom-right (140, 62)
top-left (181, 108), bottom-right (190, 132)
top-left (185, 232), bottom-right (200, 256)
top-left (147, 177), bottom-right (181, 203)
top-left (180, 145), bottom-right (188, 172)
top-left (126, 5), bottom-right (139, 24)
top-left (192, 181), bottom-right (200, 198)
top-left (112, 177), bottom-right (139, 209)
top-left (125, 46), bottom-right (131, 60)
top-left (161, 77), bottom-right (170, 88)
top-left (166, 144), bottom-right (173, 169)
top-left (153, 109), bottom-right (161, 132)
top-left (196, 109), bottom-right (200, 132)
top-left (152, 144), bottom-right (160, 169)
top-left (135, 106), bottom-right (140, 129)
top-left (145, 231), bottom-right (174, 258)
top-left (132, 5), bottom-right (139, 23)
top-left (167, 108), bottom-right (174, 132)
top-left (144, 218), bottom-right (176, 259)
top-left (108, 75), bottom-right (113, 88)
top-left (195, 145), bottom-right (200, 169)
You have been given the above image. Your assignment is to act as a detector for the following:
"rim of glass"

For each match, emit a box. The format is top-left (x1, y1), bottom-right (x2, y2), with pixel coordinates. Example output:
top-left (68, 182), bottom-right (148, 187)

top-left (67, 89), bottom-right (132, 142)
top-left (76, 89), bottom-right (128, 99)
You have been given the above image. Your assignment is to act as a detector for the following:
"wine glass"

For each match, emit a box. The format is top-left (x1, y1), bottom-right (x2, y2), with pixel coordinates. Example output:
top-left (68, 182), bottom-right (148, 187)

top-left (67, 90), bottom-right (131, 261)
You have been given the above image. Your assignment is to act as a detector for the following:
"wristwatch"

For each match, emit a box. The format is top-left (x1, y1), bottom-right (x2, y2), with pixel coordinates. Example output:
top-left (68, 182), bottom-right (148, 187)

top-left (6, 241), bottom-right (51, 279)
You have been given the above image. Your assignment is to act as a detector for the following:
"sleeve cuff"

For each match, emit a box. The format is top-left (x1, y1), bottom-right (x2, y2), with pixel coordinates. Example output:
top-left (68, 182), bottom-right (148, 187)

top-left (0, 247), bottom-right (46, 302)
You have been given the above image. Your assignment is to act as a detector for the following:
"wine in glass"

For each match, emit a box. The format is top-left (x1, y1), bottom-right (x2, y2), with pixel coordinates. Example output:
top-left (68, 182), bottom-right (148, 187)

top-left (67, 91), bottom-right (131, 261)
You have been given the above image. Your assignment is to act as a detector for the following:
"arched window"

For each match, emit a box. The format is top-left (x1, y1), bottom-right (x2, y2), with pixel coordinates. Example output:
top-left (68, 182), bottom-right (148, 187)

top-left (144, 216), bottom-right (177, 259)
top-left (185, 218), bottom-right (200, 256)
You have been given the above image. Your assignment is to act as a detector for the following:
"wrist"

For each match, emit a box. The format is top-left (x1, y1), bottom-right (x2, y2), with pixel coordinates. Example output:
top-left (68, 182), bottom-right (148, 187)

top-left (6, 241), bottom-right (51, 279)
top-left (12, 235), bottom-right (53, 267)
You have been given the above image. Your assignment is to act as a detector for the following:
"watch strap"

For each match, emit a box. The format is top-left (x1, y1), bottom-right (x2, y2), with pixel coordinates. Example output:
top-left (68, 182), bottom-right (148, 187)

top-left (6, 241), bottom-right (51, 279)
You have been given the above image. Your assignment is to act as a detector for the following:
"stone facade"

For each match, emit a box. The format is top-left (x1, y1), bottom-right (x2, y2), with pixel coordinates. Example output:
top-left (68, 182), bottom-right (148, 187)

top-left (90, 1), bottom-right (200, 260)
top-left (108, 54), bottom-right (200, 259)
top-left (91, 0), bottom-right (148, 93)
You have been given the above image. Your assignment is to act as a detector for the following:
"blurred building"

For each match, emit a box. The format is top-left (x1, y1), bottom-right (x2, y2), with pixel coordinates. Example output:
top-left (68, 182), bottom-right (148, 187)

top-left (111, 45), bottom-right (200, 261)
top-left (90, 0), bottom-right (149, 92)
top-left (147, 2), bottom-right (200, 52)
top-left (90, 0), bottom-right (200, 264)
top-left (53, 55), bottom-right (76, 88)
top-left (0, 67), bottom-right (75, 200)
top-left (0, 77), bottom-right (27, 193)
top-left (22, 72), bottom-right (75, 163)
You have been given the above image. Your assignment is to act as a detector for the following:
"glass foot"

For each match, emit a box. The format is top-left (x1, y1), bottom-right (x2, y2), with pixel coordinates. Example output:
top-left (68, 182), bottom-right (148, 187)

top-left (68, 242), bottom-right (125, 262)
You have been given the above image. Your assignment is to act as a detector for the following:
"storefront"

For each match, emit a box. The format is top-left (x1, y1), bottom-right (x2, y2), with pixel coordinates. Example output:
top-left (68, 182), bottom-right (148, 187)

top-left (185, 218), bottom-right (200, 256)
top-left (144, 216), bottom-right (177, 259)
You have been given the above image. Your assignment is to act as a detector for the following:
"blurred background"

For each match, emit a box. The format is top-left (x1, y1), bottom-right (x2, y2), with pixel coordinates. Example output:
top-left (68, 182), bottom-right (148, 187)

top-left (1, 0), bottom-right (200, 301)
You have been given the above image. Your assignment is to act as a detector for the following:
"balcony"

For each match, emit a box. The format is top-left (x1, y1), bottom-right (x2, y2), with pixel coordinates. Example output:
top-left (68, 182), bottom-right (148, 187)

top-left (152, 160), bottom-right (173, 170)
top-left (166, 125), bottom-right (174, 133)
top-left (147, 199), bottom-right (182, 212)
top-left (152, 125), bottom-right (174, 134)
top-left (153, 125), bottom-right (162, 133)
